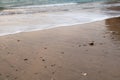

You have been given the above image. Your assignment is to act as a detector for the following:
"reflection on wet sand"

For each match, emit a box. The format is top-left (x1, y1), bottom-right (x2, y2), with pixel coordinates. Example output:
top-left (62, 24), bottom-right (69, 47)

top-left (103, 1), bottom-right (120, 16)
top-left (105, 17), bottom-right (120, 41)
top-left (107, 6), bottom-right (120, 11)
top-left (102, 0), bottom-right (120, 41)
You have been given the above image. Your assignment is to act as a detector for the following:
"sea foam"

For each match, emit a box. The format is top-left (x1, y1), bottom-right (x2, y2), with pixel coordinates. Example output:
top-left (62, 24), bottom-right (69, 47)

top-left (0, 1), bottom-right (120, 36)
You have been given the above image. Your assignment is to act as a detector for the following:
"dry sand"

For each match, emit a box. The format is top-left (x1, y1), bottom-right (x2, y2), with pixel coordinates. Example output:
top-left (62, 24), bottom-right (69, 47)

top-left (0, 17), bottom-right (120, 80)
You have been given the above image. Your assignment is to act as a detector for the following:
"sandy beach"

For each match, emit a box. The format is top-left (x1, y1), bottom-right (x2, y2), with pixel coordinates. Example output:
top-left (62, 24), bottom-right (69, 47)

top-left (0, 17), bottom-right (120, 80)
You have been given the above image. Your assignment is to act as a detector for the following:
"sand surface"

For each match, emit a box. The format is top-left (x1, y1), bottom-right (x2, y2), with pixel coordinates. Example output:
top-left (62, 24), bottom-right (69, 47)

top-left (0, 17), bottom-right (120, 80)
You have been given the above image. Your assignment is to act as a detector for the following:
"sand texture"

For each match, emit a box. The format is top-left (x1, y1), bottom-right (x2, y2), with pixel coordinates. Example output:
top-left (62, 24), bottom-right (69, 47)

top-left (0, 17), bottom-right (120, 80)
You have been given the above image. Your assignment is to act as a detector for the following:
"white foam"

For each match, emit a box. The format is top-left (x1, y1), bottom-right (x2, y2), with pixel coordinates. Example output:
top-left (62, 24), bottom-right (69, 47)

top-left (0, 1), bottom-right (120, 36)
top-left (13, 2), bottom-right (77, 9)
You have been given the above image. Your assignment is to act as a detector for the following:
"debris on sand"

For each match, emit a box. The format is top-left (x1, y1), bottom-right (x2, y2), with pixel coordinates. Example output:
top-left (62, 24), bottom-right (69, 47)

top-left (61, 52), bottom-right (64, 54)
top-left (34, 73), bottom-right (38, 75)
top-left (42, 59), bottom-right (45, 61)
top-left (89, 41), bottom-right (94, 46)
top-left (8, 52), bottom-right (10, 54)
top-left (111, 37), bottom-right (115, 39)
top-left (111, 31), bottom-right (117, 35)
top-left (44, 47), bottom-right (47, 49)
top-left (52, 72), bottom-right (55, 74)
top-left (51, 64), bottom-right (56, 67)
top-left (17, 40), bottom-right (20, 42)
top-left (81, 72), bottom-right (87, 76)
top-left (15, 69), bottom-right (18, 71)
top-left (78, 45), bottom-right (81, 47)
top-left (24, 58), bottom-right (28, 61)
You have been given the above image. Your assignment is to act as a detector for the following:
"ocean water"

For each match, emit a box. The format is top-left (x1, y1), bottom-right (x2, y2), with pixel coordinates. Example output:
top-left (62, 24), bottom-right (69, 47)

top-left (0, 0), bottom-right (111, 7)
top-left (0, 0), bottom-right (120, 36)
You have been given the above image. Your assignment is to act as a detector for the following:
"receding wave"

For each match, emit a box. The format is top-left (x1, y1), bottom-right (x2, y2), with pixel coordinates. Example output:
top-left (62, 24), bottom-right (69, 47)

top-left (0, 1), bottom-right (120, 36)
top-left (0, 1), bottom-right (120, 15)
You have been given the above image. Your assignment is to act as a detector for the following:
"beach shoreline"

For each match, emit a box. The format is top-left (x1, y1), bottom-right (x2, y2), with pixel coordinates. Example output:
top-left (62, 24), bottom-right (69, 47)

top-left (0, 17), bottom-right (120, 80)
top-left (0, 0), bottom-right (120, 37)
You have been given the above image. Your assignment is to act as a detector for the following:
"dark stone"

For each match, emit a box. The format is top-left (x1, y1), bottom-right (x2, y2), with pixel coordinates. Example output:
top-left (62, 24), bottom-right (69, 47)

top-left (61, 52), bottom-right (64, 54)
top-left (51, 64), bottom-right (56, 67)
top-left (17, 40), bottom-right (20, 42)
top-left (52, 72), bottom-right (55, 74)
top-left (44, 47), bottom-right (47, 49)
top-left (89, 42), bottom-right (94, 46)
top-left (24, 58), bottom-right (28, 61)
top-left (15, 69), bottom-right (18, 71)
top-left (42, 59), bottom-right (45, 61)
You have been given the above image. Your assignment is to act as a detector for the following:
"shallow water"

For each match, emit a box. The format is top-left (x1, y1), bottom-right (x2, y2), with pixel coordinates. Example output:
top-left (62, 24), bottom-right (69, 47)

top-left (0, 0), bottom-right (120, 36)
top-left (0, 0), bottom-right (111, 7)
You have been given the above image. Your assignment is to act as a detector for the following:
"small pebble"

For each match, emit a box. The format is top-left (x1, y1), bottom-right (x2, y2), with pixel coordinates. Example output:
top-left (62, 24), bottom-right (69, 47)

top-left (51, 64), bottom-right (56, 67)
top-left (61, 52), bottom-right (64, 54)
top-left (24, 58), bottom-right (28, 61)
top-left (78, 45), bottom-right (81, 47)
top-left (111, 31), bottom-right (116, 34)
top-left (111, 37), bottom-right (115, 39)
top-left (89, 42), bottom-right (94, 46)
top-left (81, 72), bottom-right (87, 76)
top-left (52, 72), bottom-right (55, 74)
top-left (10, 65), bottom-right (14, 68)
top-left (44, 47), bottom-right (47, 49)
top-left (17, 40), bottom-right (20, 42)
top-left (42, 59), bottom-right (45, 61)
top-left (15, 69), bottom-right (18, 71)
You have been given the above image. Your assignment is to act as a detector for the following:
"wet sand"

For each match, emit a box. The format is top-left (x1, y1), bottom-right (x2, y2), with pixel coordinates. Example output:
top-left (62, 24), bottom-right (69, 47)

top-left (0, 17), bottom-right (120, 80)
